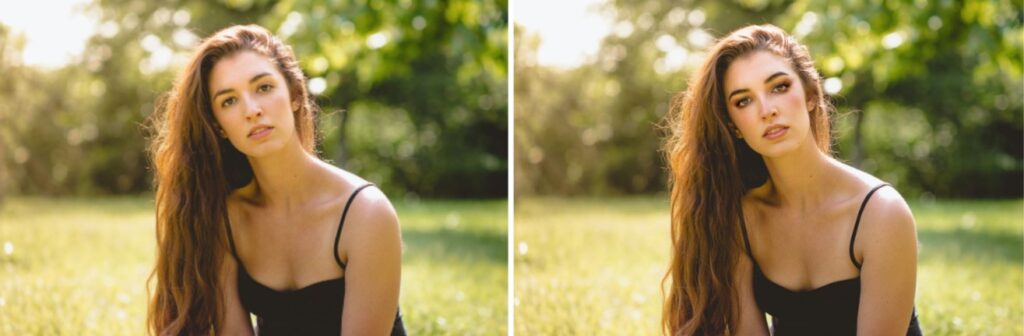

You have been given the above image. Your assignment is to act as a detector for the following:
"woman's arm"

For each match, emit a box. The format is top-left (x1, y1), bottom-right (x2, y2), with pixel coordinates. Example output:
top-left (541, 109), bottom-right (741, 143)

top-left (855, 188), bottom-right (918, 335)
top-left (339, 188), bottom-right (403, 335)
top-left (731, 252), bottom-right (770, 335)
top-left (217, 253), bottom-right (255, 335)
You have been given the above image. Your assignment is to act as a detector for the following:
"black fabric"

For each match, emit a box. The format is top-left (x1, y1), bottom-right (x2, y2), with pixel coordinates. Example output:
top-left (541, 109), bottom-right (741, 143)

top-left (227, 183), bottom-right (406, 335)
top-left (740, 183), bottom-right (922, 335)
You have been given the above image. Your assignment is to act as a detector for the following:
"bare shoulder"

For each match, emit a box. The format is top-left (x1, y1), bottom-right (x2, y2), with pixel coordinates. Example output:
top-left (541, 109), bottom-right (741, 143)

top-left (840, 167), bottom-right (917, 259)
top-left (347, 185), bottom-right (400, 229)
top-left (333, 175), bottom-right (402, 268)
top-left (859, 185), bottom-right (916, 235)
top-left (834, 161), bottom-right (918, 268)
top-left (321, 164), bottom-right (400, 238)
top-left (833, 159), bottom-right (915, 227)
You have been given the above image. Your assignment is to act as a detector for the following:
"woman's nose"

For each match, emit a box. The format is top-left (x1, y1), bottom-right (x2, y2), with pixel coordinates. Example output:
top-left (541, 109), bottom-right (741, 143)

top-left (759, 99), bottom-right (778, 120)
top-left (242, 96), bottom-right (263, 119)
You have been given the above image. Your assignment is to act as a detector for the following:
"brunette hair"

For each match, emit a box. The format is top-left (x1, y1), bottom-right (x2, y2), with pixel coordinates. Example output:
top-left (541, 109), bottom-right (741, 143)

top-left (661, 24), bottom-right (832, 335)
top-left (146, 24), bottom-right (315, 335)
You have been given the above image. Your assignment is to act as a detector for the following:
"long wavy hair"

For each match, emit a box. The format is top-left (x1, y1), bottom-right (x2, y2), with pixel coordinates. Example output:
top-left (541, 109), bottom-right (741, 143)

top-left (146, 24), bottom-right (316, 335)
top-left (661, 24), bottom-right (833, 335)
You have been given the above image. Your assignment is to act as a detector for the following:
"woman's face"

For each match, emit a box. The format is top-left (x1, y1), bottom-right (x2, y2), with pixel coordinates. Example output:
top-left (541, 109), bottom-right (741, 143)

top-left (208, 51), bottom-right (298, 158)
top-left (723, 51), bottom-right (813, 158)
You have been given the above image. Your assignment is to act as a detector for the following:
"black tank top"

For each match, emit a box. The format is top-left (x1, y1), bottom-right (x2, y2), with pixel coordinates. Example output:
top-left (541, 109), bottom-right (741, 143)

top-left (226, 184), bottom-right (406, 335)
top-left (740, 184), bottom-right (922, 335)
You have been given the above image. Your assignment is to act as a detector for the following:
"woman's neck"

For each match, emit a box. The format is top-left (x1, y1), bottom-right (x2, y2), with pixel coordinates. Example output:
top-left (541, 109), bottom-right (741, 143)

top-left (761, 137), bottom-right (839, 212)
top-left (245, 139), bottom-right (324, 211)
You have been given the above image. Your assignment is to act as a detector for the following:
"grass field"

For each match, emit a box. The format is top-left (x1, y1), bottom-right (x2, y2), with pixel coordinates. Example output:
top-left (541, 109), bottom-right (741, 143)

top-left (514, 196), bottom-right (1023, 335)
top-left (0, 196), bottom-right (507, 335)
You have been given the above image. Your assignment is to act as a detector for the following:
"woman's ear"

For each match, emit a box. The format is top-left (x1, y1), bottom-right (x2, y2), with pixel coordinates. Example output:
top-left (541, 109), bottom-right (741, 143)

top-left (292, 100), bottom-right (301, 112)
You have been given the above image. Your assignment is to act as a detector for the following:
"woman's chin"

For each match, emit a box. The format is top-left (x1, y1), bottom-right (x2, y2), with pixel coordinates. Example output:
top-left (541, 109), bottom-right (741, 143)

top-left (236, 140), bottom-right (287, 159)
top-left (751, 141), bottom-right (800, 159)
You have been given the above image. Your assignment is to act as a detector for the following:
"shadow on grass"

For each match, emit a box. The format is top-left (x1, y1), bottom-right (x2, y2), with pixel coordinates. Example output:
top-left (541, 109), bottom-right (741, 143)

top-left (918, 227), bottom-right (1023, 264)
top-left (402, 227), bottom-right (507, 266)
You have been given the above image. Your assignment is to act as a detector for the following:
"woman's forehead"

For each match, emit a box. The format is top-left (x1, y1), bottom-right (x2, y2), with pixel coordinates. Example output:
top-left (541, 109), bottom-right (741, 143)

top-left (208, 51), bottom-right (281, 93)
top-left (723, 51), bottom-right (794, 92)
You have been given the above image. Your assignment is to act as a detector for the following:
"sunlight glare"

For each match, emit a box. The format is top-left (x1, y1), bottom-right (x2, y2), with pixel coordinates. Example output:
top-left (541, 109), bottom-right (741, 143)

top-left (0, 0), bottom-right (97, 68)
top-left (823, 77), bottom-right (843, 94)
top-left (515, 0), bottom-right (612, 68)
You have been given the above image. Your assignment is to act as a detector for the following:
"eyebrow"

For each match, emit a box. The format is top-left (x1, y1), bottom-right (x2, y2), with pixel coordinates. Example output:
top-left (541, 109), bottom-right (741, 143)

top-left (211, 72), bottom-right (273, 101)
top-left (727, 71), bottom-right (789, 101)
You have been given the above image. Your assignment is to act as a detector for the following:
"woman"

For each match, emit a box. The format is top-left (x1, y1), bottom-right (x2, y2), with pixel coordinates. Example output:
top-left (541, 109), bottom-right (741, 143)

top-left (147, 25), bottom-right (405, 335)
top-left (662, 24), bottom-right (922, 335)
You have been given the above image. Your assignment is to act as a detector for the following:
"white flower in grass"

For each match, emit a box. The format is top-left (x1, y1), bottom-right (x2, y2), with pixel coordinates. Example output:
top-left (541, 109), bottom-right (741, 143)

top-left (517, 242), bottom-right (528, 256)
top-left (3, 242), bottom-right (12, 255)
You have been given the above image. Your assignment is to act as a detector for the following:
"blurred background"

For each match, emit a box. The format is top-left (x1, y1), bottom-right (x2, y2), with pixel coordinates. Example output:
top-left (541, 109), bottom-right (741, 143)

top-left (0, 0), bottom-right (508, 334)
top-left (515, 0), bottom-right (1021, 198)
top-left (513, 0), bottom-right (1022, 335)
top-left (0, 0), bottom-right (507, 199)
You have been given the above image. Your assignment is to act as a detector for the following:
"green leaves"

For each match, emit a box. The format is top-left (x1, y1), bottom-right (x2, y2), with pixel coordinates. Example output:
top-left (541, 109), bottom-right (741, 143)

top-left (1, 0), bottom-right (507, 198)
top-left (516, 0), bottom-right (1021, 198)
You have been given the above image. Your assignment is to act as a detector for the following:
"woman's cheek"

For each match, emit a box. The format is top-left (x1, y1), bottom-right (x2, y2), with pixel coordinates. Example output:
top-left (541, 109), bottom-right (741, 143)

top-left (782, 90), bottom-right (807, 111)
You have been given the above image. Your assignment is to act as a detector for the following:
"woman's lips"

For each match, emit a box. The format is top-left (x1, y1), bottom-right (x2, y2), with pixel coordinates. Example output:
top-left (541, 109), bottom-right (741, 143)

top-left (763, 126), bottom-right (788, 139)
top-left (248, 126), bottom-right (274, 139)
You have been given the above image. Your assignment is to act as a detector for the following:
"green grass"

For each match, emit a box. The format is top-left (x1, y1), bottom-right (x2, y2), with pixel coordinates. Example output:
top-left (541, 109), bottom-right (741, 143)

top-left (514, 196), bottom-right (1023, 335)
top-left (0, 196), bottom-right (507, 335)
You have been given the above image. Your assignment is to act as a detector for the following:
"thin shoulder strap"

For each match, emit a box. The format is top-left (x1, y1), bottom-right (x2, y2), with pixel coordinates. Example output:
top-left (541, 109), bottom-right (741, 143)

top-left (333, 183), bottom-right (376, 269)
top-left (849, 183), bottom-right (891, 269)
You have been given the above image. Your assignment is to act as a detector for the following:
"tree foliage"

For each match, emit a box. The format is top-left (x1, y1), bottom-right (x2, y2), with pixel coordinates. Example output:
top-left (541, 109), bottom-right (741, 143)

top-left (1, 0), bottom-right (507, 198)
top-left (515, 0), bottom-right (1022, 198)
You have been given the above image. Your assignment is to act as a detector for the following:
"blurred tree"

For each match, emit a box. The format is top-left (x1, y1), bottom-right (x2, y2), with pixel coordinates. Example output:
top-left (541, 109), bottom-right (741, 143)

top-left (785, 0), bottom-right (1024, 197)
top-left (515, 26), bottom-right (625, 195)
top-left (1, 23), bottom-right (106, 196)
top-left (3, 0), bottom-right (507, 198)
top-left (515, 0), bottom-right (784, 196)
top-left (267, 0), bottom-right (509, 198)
top-left (0, 23), bottom-right (18, 203)
top-left (515, 0), bottom-right (1022, 198)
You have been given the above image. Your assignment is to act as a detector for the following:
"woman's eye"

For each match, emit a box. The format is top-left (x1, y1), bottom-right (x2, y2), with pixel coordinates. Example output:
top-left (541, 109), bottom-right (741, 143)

top-left (736, 97), bottom-right (751, 108)
top-left (772, 83), bottom-right (790, 93)
top-left (257, 84), bottom-right (273, 93)
top-left (221, 97), bottom-right (236, 108)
